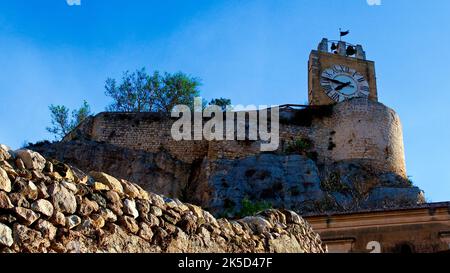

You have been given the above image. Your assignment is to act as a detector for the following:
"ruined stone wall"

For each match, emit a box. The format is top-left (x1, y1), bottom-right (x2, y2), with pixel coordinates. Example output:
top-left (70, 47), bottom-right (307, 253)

top-left (67, 112), bottom-right (209, 164)
top-left (64, 98), bottom-right (406, 178)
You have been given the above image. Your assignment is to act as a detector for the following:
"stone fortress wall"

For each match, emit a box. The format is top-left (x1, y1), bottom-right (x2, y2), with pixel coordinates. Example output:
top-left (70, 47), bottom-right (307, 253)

top-left (64, 98), bottom-right (407, 178)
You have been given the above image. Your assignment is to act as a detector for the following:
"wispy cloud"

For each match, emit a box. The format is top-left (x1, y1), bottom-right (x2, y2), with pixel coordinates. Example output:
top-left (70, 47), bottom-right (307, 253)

top-left (367, 0), bottom-right (382, 6)
top-left (66, 0), bottom-right (81, 6)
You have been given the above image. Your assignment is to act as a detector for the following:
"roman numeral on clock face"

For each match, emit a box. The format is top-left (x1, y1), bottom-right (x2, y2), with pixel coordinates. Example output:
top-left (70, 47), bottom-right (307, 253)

top-left (360, 86), bottom-right (370, 92)
top-left (320, 78), bottom-right (330, 85)
top-left (339, 65), bottom-right (350, 73)
top-left (322, 85), bottom-right (333, 93)
top-left (330, 92), bottom-right (341, 102)
top-left (323, 71), bottom-right (333, 78)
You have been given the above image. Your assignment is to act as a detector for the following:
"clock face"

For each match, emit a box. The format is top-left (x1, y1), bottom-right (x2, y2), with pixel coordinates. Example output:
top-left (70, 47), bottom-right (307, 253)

top-left (320, 65), bottom-right (370, 102)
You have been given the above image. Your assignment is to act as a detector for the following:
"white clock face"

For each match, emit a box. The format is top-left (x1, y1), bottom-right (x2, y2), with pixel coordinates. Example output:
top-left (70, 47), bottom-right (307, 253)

top-left (320, 65), bottom-right (370, 102)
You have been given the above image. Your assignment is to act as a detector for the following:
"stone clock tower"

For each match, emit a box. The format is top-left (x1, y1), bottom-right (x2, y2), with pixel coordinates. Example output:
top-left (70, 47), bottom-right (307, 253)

top-left (308, 38), bottom-right (378, 105)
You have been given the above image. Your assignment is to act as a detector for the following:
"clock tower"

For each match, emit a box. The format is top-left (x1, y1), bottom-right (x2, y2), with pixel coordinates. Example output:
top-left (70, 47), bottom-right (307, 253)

top-left (308, 38), bottom-right (378, 105)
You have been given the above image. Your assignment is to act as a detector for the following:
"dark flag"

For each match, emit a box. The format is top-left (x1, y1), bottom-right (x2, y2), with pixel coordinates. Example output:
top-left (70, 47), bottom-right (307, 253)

top-left (340, 30), bottom-right (350, 37)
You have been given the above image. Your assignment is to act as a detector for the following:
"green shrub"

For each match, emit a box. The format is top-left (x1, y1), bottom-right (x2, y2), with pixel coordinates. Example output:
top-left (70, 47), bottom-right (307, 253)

top-left (236, 198), bottom-right (272, 218)
top-left (320, 172), bottom-right (351, 195)
top-left (284, 138), bottom-right (313, 155)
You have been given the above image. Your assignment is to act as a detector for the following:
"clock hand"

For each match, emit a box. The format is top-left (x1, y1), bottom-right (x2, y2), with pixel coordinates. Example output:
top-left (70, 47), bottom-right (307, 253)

top-left (322, 77), bottom-right (346, 85)
top-left (322, 77), bottom-right (355, 88)
top-left (335, 82), bottom-right (352, 91)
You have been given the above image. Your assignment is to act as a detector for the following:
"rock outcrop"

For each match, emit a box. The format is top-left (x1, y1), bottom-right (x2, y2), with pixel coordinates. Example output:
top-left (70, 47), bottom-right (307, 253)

top-left (31, 140), bottom-right (424, 217)
top-left (0, 145), bottom-right (325, 253)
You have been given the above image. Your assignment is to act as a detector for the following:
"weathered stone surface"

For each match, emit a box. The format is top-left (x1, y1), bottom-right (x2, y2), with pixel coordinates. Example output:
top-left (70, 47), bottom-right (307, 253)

top-left (44, 161), bottom-right (53, 173)
top-left (0, 191), bottom-right (14, 209)
top-left (52, 162), bottom-right (75, 182)
top-left (61, 181), bottom-right (78, 193)
top-left (0, 214), bottom-right (16, 224)
top-left (123, 199), bottom-right (139, 219)
top-left (186, 204), bottom-right (203, 218)
top-left (66, 215), bottom-right (82, 229)
top-left (120, 216), bottom-right (139, 234)
top-left (79, 198), bottom-right (99, 216)
top-left (31, 199), bottom-right (54, 217)
top-left (150, 206), bottom-right (163, 217)
top-left (35, 220), bottom-right (57, 240)
top-left (36, 182), bottom-right (49, 199)
top-left (136, 199), bottom-right (150, 217)
top-left (0, 144), bottom-right (12, 161)
top-left (101, 208), bottom-right (117, 223)
top-left (93, 182), bottom-right (110, 192)
top-left (192, 154), bottom-right (326, 215)
top-left (0, 161), bottom-right (17, 180)
top-left (0, 223), bottom-right (13, 247)
top-left (91, 214), bottom-right (105, 230)
top-left (14, 207), bottom-right (40, 226)
top-left (49, 183), bottom-right (77, 214)
top-left (0, 167), bottom-right (12, 192)
top-left (121, 179), bottom-right (141, 199)
top-left (8, 193), bottom-right (29, 208)
top-left (138, 222), bottom-right (153, 241)
top-left (15, 158), bottom-right (25, 170)
top-left (99, 224), bottom-right (156, 253)
top-left (15, 149), bottom-right (46, 172)
top-left (13, 223), bottom-right (49, 253)
top-left (53, 211), bottom-right (66, 227)
top-left (239, 216), bottom-right (273, 235)
top-left (90, 172), bottom-right (124, 194)
top-left (14, 180), bottom-right (38, 200)
top-left (149, 192), bottom-right (166, 208)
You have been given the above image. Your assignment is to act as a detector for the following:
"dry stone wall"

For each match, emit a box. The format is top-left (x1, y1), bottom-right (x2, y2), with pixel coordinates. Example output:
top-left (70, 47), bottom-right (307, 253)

top-left (0, 145), bottom-right (325, 253)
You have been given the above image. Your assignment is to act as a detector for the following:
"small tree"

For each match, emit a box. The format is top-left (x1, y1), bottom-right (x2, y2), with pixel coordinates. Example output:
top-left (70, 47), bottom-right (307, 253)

top-left (72, 100), bottom-right (91, 126)
top-left (105, 68), bottom-right (154, 112)
top-left (155, 72), bottom-right (201, 112)
top-left (209, 98), bottom-right (232, 111)
top-left (47, 100), bottom-right (92, 140)
top-left (105, 68), bottom-right (201, 113)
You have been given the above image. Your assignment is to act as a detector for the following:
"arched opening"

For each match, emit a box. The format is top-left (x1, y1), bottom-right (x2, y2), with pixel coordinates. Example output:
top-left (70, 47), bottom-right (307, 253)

top-left (395, 243), bottom-right (414, 254)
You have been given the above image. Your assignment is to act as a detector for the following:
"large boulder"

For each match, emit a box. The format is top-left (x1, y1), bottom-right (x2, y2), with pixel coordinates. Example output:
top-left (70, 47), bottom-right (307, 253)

top-left (0, 192), bottom-right (13, 209)
top-left (48, 183), bottom-right (77, 214)
top-left (0, 167), bottom-right (11, 193)
top-left (90, 171), bottom-right (124, 195)
top-left (0, 145), bottom-right (12, 161)
top-left (31, 199), bottom-right (54, 218)
top-left (14, 149), bottom-right (46, 172)
top-left (0, 223), bottom-right (13, 247)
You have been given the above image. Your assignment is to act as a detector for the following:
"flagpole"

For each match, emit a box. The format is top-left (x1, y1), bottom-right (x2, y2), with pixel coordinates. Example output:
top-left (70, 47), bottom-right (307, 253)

top-left (339, 28), bottom-right (342, 41)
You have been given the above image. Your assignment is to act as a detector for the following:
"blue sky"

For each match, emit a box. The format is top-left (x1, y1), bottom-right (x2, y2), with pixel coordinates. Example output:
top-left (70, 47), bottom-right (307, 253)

top-left (0, 0), bottom-right (449, 201)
